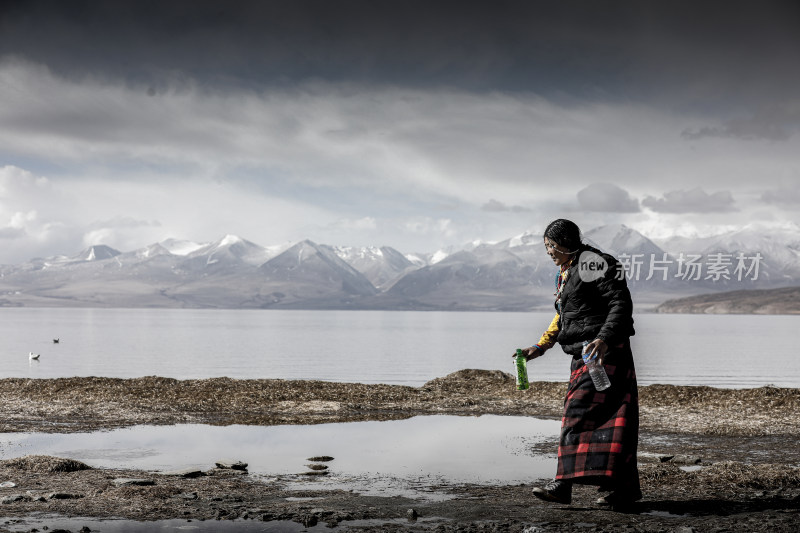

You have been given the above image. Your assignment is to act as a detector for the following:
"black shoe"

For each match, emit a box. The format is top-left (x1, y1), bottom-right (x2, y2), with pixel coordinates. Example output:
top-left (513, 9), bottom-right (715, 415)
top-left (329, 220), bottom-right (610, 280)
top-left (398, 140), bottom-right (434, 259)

top-left (596, 488), bottom-right (642, 510)
top-left (532, 479), bottom-right (572, 505)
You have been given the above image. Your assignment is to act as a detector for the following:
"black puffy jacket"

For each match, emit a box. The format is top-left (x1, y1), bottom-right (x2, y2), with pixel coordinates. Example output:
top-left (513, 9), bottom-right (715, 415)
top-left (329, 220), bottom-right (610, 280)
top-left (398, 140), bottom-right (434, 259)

top-left (555, 244), bottom-right (635, 357)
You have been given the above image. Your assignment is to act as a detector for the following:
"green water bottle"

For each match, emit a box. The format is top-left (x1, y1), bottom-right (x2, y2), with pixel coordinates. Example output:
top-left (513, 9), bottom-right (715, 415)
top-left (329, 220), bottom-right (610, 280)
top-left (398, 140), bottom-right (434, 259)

top-left (514, 348), bottom-right (530, 390)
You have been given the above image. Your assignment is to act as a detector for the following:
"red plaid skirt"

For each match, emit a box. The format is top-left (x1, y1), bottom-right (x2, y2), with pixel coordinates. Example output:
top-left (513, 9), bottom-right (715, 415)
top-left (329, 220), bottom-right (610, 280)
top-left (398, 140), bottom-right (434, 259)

top-left (555, 342), bottom-right (640, 492)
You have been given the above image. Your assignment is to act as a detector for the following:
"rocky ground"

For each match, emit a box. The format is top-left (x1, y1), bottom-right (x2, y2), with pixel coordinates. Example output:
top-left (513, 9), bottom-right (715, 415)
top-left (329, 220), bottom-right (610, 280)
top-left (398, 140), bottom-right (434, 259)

top-left (0, 369), bottom-right (799, 532)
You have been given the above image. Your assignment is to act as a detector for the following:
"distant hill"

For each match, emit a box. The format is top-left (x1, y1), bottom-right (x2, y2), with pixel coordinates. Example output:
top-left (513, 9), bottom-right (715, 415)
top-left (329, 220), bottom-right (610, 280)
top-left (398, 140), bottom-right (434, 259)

top-left (656, 286), bottom-right (800, 315)
top-left (0, 223), bottom-right (797, 311)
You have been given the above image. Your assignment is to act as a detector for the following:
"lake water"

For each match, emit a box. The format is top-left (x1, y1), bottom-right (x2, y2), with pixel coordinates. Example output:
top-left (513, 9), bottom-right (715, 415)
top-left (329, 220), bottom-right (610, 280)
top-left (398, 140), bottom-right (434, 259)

top-left (1, 308), bottom-right (796, 388)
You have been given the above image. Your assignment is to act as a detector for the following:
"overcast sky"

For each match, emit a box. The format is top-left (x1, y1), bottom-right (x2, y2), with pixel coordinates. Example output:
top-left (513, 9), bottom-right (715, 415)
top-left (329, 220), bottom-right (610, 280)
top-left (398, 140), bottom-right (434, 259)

top-left (1, 0), bottom-right (798, 263)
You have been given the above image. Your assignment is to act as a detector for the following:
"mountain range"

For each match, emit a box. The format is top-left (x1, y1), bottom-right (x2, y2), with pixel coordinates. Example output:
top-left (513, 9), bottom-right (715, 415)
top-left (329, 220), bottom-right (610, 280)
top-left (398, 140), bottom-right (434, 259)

top-left (1, 224), bottom-right (797, 311)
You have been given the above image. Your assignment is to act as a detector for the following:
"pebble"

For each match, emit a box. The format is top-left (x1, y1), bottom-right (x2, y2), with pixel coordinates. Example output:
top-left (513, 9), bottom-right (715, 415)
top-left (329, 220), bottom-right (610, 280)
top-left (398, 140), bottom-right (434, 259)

top-left (659, 454), bottom-right (702, 464)
top-left (215, 460), bottom-right (248, 471)
top-left (0, 494), bottom-right (30, 504)
top-left (47, 492), bottom-right (84, 500)
top-left (307, 456), bottom-right (334, 462)
top-left (158, 468), bottom-right (204, 478)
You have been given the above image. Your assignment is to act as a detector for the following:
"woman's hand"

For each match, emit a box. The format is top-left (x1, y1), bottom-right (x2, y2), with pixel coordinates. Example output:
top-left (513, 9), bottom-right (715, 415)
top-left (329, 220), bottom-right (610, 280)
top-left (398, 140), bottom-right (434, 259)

top-left (514, 346), bottom-right (542, 361)
top-left (583, 338), bottom-right (608, 364)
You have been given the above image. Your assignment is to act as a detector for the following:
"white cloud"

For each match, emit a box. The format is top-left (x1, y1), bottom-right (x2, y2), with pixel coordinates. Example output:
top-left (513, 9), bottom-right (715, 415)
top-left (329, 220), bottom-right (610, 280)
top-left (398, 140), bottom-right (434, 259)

top-left (761, 186), bottom-right (800, 206)
top-left (8, 210), bottom-right (37, 230)
top-left (328, 217), bottom-right (378, 231)
top-left (0, 167), bottom-right (69, 256)
top-left (481, 199), bottom-right (532, 213)
top-left (0, 165), bottom-right (51, 200)
top-left (82, 228), bottom-right (115, 248)
top-left (642, 188), bottom-right (737, 214)
top-left (404, 217), bottom-right (455, 237)
top-left (0, 165), bottom-right (341, 263)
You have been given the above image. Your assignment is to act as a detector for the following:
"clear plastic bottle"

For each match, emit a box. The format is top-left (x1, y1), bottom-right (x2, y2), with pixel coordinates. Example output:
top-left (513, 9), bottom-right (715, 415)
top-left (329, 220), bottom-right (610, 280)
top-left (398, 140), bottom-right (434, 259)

top-left (514, 348), bottom-right (530, 390)
top-left (582, 341), bottom-right (611, 391)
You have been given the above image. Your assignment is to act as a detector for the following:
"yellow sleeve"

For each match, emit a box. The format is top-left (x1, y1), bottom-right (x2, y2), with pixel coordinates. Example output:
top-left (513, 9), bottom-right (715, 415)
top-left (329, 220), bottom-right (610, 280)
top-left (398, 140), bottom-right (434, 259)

top-left (535, 313), bottom-right (560, 352)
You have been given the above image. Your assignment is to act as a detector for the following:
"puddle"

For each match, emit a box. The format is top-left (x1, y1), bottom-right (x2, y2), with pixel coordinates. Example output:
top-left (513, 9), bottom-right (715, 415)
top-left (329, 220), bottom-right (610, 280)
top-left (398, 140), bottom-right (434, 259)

top-left (0, 415), bottom-right (560, 494)
top-left (0, 416), bottom-right (558, 531)
top-left (643, 510), bottom-right (689, 518)
top-left (2, 514), bottom-right (453, 532)
top-left (1, 515), bottom-right (335, 532)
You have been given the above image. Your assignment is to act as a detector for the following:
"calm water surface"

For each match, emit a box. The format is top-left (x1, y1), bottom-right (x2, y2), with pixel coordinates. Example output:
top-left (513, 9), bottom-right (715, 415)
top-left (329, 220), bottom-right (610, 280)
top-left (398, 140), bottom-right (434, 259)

top-left (1, 308), bottom-right (796, 388)
top-left (0, 415), bottom-right (560, 488)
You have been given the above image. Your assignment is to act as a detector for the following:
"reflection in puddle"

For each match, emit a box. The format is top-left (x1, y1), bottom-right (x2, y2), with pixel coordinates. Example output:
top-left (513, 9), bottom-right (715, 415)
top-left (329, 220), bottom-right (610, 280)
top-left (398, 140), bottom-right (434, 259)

top-left (1, 516), bottom-right (335, 532)
top-left (2, 515), bottom-right (453, 532)
top-left (644, 510), bottom-right (689, 518)
top-left (0, 415), bottom-right (560, 492)
top-left (0, 416), bottom-right (560, 532)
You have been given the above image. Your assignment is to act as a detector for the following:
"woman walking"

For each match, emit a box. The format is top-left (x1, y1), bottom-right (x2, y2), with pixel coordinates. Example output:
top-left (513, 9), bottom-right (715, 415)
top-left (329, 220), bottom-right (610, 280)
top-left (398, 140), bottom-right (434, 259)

top-left (517, 219), bottom-right (641, 510)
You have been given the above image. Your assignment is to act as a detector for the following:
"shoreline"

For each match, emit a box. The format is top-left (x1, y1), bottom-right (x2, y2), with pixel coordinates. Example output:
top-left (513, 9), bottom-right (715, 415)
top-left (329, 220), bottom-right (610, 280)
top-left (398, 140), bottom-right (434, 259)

top-left (2, 370), bottom-right (798, 437)
top-left (1, 370), bottom-right (799, 532)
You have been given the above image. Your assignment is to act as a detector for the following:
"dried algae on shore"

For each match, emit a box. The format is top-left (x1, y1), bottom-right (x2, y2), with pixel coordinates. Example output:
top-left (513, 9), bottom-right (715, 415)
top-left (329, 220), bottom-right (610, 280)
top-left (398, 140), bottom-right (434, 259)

top-left (0, 369), bottom-right (797, 438)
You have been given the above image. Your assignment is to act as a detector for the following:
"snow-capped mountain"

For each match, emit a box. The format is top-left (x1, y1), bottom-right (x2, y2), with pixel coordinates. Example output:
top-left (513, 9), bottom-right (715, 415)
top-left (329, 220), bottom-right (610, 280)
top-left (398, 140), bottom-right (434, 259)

top-left (384, 245), bottom-right (552, 311)
top-left (73, 244), bottom-right (122, 263)
top-left (583, 224), bottom-right (685, 293)
top-left (0, 224), bottom-right (796, 311)
top-left (332, 245), bottom-right (417, 289)
top-left (178, 234), bottom-right (277, 273)
top-left (652, 223), bottom-right (800, 287)
top-left (159, 238), bottom-right (205, 256)
top-left (493, 230), bottom-right (548, 266)
top-left (404, 252), bottom-right (429, 268)
top-left (585, 224), bottom-right (665, 258)
top-left (128, 242), bottom-right (173, 260)
top-left (705, 225), bottom-right (800, 280)
top-left (256, 240), bottom-right (378, 307)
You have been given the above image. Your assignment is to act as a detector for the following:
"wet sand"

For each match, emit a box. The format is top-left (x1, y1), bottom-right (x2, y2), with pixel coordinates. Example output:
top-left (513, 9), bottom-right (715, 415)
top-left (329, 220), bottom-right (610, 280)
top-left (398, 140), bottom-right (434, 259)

top-left (1, 369), bottom-right (799, 532)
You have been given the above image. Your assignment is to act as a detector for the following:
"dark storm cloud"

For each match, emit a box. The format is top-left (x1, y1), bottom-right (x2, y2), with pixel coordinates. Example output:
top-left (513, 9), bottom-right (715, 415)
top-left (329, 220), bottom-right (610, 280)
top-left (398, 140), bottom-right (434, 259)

top-left (576, 183), bottom-right (639, 213)
top-left (2, 0), bottom-right (799, 105)
top-left (681, 106), bottom-right (798, 142)
top-left (761, 187), bottom-right (800, 205)
top-left (642, 188), bottom-right (737, 213)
